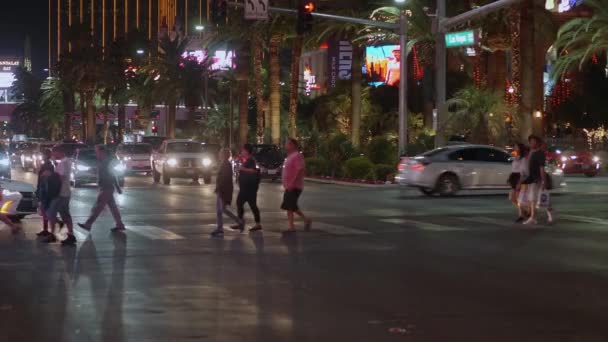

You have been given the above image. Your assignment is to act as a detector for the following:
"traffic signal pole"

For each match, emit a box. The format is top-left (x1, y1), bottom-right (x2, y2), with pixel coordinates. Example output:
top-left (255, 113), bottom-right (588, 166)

top-left (227, 0), bottom-right (522, 154)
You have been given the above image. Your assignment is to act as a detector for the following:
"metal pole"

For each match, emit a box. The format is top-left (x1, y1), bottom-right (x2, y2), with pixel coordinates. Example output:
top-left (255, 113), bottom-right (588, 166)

top-left (229, 87), bottom-right (234, 149)
top-left (434, 0), bottom-right (446, 148)
top-left (398, 13), bottom-right (408, 156)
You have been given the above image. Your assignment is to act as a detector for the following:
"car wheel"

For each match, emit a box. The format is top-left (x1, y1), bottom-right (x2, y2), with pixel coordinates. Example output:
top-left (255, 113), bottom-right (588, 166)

top-left (203, 174), bottom-right (212, 185)
top-left (153, 166), bottom-right (161, 183)
top-left (419, 187), bottom-right (435, 196)
top-left (162, 168), bottom-right (171, 185)
top-left (436, 174), bottom-right (460, 196)
top-left (8, 215), bottom-right (24, 223)
top-left (585, 172), bottom-right (597, 178)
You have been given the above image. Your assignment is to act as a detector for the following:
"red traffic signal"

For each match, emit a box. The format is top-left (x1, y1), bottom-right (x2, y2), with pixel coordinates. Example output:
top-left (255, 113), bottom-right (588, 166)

top-left (303, 2), bottom-right (314, 12)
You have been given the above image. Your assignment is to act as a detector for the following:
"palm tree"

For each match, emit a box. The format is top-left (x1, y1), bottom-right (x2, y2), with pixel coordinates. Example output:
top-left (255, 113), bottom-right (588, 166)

top-left (39, 77), bottom-right (66, 140)
top-left (144, 34), bottom-right (189, 138)
top-left (552, 0), bottom-right (608, 80)
top-left (316, 8), bottom-right (375, 147)
top-left (181, 56), bottom-right (212, 138)
top-left (445, 85), bottom-right (511, 145)
top-left (268, 30), bottom-right (283, 145)
top-left (10, 67), bottom-right (42, 136)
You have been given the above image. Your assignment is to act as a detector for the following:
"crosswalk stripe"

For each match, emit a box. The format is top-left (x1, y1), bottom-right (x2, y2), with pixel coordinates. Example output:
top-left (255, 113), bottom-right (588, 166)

top-left (460, 217), bottom-right (516, 228)
top-left (311, 222), bottom-right (371, 236)
top-left (560, 214), bottom-right (608, 225)
top-left (380, 218), bottom-right (467, 232)
top-left (127, 225), bottom-right (185, 240)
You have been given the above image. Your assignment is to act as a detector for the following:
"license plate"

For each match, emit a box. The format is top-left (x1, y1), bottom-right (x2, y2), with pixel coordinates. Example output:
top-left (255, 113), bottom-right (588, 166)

top-left (267, 169), bottom-right (277, 175)
top-left (186, 169), bottom-right (195, 175)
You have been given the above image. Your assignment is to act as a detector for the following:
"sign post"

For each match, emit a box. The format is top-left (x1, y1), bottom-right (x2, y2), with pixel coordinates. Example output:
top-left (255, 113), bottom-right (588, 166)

top-left (244, 0), bottom-right (269, 20)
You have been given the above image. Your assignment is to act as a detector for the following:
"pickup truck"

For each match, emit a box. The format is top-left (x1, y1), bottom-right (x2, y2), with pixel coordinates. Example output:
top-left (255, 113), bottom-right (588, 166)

top-left (151, 139), bottom-right (216, 185)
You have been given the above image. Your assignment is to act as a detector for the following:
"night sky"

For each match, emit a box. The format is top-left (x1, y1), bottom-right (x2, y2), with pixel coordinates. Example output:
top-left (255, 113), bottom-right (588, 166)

top-left (0, 1), bottom-right (48, 78)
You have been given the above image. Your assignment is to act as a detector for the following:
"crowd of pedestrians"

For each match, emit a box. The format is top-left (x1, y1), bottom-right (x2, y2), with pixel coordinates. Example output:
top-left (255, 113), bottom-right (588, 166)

top-left (1, 137), bottom-right (313, 243)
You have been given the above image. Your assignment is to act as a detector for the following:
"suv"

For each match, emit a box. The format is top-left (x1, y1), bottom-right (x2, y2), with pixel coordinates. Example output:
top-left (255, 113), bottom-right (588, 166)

top-left (116, 143), bottom-right (153, 174)
top-left (151, 140), bottom-right (215, 185)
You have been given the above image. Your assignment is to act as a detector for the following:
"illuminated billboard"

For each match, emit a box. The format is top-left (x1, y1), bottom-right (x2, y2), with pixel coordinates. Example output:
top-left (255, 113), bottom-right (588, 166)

top-left (183, 50), bottom-right (235, 71)
top-left (364, 45), bottom-right (400, 87)
top-left (0, 59), bottom-right (19, 89)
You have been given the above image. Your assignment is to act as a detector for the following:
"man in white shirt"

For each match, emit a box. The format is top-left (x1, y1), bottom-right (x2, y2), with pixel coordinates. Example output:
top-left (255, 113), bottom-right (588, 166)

top-left (45, 148), bottom-right (76, 245)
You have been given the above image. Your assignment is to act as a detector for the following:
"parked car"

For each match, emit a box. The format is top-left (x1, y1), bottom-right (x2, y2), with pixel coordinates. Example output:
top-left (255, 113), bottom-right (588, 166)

top-left (0, 178), bottom-right (38, 222)
top-left (0, 144), bottom-right (12, 179)
top-left (71, 148), bottom-right (125, 187)
top-left (151, 139), bottom-right (214, 185)
top-left (116, 143), bottom-right (153, 174)
top-left (142, 136), bottom-right (167, 151)
top-left (396, 145), bottom-right (566, 196)
top-left (547, 145), bottom-right (601, 177)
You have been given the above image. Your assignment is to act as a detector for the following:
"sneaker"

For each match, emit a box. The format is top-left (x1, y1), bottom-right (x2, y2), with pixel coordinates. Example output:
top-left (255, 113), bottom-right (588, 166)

top-left (44, 234), bottom-right (58, 243)
top-left (78, 223), bottom-right (91, 232)
top-left (522, 218), bottom-right (538, 226)
top-left (547, 211), bottom-right (554, 225)
top-left (37, 230), bottom-right (51, 237)
top-left (61, 234), bottom-right (77, 245)
top-left (111, 226), bottom-right (126, 233)
top-left (58, 220), bottom-right (65, 229)
top-left (230, 224), bottom-right (244, 233)
top-left (515, 217), bottom-right (525, 223)
top-left (249, 224), bottom-right (263, 232)
top-left (211, 229), bottom-right (224, 238)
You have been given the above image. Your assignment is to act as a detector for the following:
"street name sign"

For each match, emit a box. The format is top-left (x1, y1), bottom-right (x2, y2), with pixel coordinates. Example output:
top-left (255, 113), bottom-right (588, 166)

top-left (445, 30), bottom-right (476, 48)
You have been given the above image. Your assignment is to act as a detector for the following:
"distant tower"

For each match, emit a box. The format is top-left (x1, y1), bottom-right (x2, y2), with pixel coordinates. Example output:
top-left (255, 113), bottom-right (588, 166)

top-left (24, 35), bottom-right (32, 72)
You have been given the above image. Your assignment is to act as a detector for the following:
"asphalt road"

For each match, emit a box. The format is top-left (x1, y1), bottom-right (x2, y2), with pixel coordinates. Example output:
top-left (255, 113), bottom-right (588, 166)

top-left (1, 171), bottom-right (607, 341)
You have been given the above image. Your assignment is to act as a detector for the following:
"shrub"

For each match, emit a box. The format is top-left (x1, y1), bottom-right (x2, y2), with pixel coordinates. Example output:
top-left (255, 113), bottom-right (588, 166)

top-left (344, 156), bottom-right (375, 180)
top-left (366, 136), bottom-right (397, 165)
top-left (374, 164), bottom-right (396, 182)
top-left (305, 157), bottom-right (329, 176)
top-left (319, 133), bottom-right (357, 177)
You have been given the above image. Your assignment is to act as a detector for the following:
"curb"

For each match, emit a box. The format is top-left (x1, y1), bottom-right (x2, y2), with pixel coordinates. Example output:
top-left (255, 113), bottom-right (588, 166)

top-left (305, 177), bottom-right (398, 188)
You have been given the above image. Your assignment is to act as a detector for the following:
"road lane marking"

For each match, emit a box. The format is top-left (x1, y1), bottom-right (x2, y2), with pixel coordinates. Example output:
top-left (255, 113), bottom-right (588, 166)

top-left (560, 214), bottom-right (608, 225)
top-left (460, 217), bottom-right (516, 228)
top-left (127, 225), bottom-right (184, 240)
top-left (312, 222), bottom-right (371, 236)
top-left (380, 218), bottom-right (467, 232)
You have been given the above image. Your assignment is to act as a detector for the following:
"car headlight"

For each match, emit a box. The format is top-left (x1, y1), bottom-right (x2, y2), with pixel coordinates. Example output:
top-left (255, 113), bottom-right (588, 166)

top-left (123, 156), bottom-right (132, 161)
top-left (114, 163), bottom-right (126, 172)
top-left (76, 164), bottom-right (91, 171)
top-left (556, 149), bottom-right (562, 154)
top-left (570, 155), bottom-right (577, 160)
top-left (593, 156), bottom-right (600, 163)
top-left (0, 158), bottom-right (10, 166)
top-left (561, 156), bottom-right (568, 162)
top-left (166, 158), bottom-right (178, 167)
top-left (202, 157), bottom-right (212, 167)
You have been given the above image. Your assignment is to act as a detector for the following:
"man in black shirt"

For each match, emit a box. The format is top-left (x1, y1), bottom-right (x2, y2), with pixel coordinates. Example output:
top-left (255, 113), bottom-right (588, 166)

top-left (232, 144), bottom-right (262, 232)
top-left (522, 135), bottom-right (554, 225)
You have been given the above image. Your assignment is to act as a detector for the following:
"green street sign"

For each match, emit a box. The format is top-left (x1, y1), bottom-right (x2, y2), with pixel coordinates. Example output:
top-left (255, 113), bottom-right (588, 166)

top-left (445, 30), bottom-right (476, 48)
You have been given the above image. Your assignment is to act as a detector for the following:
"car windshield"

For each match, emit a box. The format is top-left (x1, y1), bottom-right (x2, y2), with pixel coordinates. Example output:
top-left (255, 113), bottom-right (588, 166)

top-left (420, 148), bottom-right (448, 157)
top-left (120, 144), bottom-right (152, 154)
top-left (57, 144), bottom-right (88, 157)
top-left (143, 137), bottom-right (166, 149)
top-left (167, 142), bottom-right (204, 153)
top-left (254, 146), bottom-right (283, 159)
top-left (78, 150), bottom-right (97, 162)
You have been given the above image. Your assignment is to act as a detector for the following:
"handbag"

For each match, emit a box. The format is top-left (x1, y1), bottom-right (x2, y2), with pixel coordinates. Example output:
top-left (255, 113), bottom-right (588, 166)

top-left (538, 190), bottom-right (551, 208)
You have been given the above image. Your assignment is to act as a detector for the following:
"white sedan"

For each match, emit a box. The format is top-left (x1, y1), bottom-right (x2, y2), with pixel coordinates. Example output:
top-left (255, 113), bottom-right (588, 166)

top-left (396, 145), bottom-right (566, 196)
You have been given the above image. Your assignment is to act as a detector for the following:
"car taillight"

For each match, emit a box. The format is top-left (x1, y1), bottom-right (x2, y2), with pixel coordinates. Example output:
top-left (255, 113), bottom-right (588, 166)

top-left (411, 163), bottom-right (426, 171)
top-left (398, 162), bottom-right (406, 171)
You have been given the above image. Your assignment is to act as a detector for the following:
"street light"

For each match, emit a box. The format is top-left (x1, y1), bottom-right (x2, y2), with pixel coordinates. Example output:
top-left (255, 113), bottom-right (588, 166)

top-left (534, 110), bottom-right (542, 119)
top-left (136, 49), bottom-right (145, 55)
top-left (195, 25), bottom-right (205, 31)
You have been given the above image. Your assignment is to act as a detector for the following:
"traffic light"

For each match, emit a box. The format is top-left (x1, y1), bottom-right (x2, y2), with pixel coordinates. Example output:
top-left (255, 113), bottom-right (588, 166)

top-left (297, 1), bottom-right (315, 35)
top-left (212, 0), bottom-right (227, 26)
